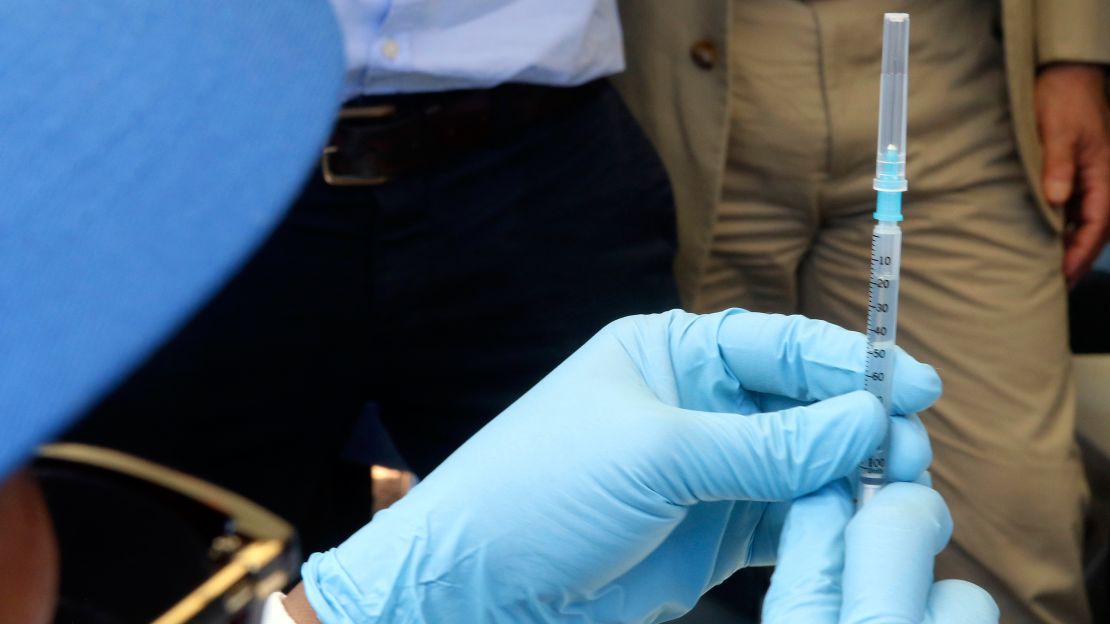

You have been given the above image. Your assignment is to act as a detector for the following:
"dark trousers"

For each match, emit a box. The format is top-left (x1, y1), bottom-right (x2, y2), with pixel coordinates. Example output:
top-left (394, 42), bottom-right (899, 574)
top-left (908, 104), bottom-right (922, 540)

top-left (67, 81), bottom-right (679, 552)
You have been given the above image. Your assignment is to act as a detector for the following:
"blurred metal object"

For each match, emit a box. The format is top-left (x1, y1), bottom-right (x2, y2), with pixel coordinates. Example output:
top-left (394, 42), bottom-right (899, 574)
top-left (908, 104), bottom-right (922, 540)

top-left (34, 443), bottom-right (297, 624)
top-left (320, 145), bottom-right (390, 187)
top-left (319, 104), bottom-right (397, 186)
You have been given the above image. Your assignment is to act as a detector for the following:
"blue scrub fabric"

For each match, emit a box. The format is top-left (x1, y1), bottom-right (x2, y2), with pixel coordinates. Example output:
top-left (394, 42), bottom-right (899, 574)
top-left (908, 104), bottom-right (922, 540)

top-left (0, 0), bottom-right (343, 480)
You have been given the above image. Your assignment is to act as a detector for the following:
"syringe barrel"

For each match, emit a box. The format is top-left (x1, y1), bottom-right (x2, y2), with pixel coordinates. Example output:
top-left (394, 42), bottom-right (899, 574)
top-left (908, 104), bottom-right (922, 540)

top-left (874, 13), bottom-right (909, 192)
top-left (857, 220), bottom-right (903, 509)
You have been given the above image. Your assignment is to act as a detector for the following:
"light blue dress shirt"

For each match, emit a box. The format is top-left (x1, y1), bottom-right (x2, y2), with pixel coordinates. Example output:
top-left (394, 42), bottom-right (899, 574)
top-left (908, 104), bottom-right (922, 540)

top-left (327, 0), bottom-right (624, 98)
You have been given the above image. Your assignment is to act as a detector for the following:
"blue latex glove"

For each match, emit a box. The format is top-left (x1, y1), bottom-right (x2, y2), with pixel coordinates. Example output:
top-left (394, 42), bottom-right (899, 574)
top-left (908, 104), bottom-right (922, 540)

top-left (762, 481), bottom-right (999, 623)
top-left (302, 310), bottom-right (941, 623)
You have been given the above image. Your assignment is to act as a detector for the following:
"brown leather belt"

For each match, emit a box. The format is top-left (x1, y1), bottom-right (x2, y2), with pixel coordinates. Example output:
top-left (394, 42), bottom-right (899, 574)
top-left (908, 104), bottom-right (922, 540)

top-left (321, 81), bottom-right (602, 186)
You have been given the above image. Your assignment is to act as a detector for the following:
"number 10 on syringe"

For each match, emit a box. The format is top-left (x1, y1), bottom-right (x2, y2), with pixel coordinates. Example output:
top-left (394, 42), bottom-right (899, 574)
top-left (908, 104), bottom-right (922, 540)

top-left (857, 13), bottom-right (909, 508)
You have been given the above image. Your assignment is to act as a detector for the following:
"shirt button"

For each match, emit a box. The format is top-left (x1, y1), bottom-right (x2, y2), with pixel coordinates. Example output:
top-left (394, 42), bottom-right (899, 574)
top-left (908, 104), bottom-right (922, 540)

top-left (689, 40), bottom-right (718, 70)
top-left (381, 39), bottom-right (400, 60)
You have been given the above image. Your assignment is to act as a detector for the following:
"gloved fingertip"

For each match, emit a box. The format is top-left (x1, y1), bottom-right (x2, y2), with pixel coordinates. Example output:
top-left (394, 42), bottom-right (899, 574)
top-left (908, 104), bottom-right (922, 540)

top-left (790, 390), bottom-right (886, 490)
top-left (927, 580), bottom-right (1000, 623)
top-left (841, 484), bottom-right (954, 623)
top-left (913, 470), bottom-right (933, 488)
top-left (886, 414), bottom-right (932, 482)
top-left (837, 389), bottom-right (887, 430)
top-left (850, 482), bottom-right (952, 554)
top-left (892, 349), bottom-right (942, 415)
top-left (801, 390), bottom-right (887, 457)
top-left (832, 390), bottom-right (888, 461)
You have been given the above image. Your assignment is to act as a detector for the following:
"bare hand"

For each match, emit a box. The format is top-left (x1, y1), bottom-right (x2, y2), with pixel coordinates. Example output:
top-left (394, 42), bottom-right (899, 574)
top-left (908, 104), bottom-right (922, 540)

top-left (1035, 63), bottom-right (1110, 287)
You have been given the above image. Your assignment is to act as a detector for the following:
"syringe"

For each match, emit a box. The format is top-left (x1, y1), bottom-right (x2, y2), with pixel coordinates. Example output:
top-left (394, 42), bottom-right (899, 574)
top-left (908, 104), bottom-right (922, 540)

top-left (857, 13), bottom-right (909, 509)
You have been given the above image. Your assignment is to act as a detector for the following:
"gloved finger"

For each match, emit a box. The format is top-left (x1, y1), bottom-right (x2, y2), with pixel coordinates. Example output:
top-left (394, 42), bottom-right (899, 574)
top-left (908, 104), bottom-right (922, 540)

top-left (711, 312), bottom-right (940, 415)
top-left (744, 501), bottom-right (789, 567)
top-left (755, 402), bottom-right (928, 485)
top-left (748, 393), bottom-right (807, 414)
top-left (655, 390), bottom-right (885, 504)
top-left (886, 412), bottom-right (931, 482)
top-left (840, 482), bottom-right (952, 623)
top-left (844, 413), bottom-right (931, 496)
top-left (925, 579), bottom-right (999, 623)
top-left (761, 480), bottom-right (852, 623)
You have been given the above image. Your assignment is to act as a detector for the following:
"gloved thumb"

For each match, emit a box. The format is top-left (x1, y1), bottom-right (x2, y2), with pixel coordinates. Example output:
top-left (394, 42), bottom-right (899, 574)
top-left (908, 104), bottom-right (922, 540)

top-left (648, 390), bottom-right (886, 504)
top-left (841, 483), bottom-right (953, 622)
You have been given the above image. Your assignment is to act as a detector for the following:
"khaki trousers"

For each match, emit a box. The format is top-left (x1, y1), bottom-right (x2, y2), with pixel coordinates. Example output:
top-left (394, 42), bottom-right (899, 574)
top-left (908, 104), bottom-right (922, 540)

top-left (694, 1), bottom-right (1089, 622)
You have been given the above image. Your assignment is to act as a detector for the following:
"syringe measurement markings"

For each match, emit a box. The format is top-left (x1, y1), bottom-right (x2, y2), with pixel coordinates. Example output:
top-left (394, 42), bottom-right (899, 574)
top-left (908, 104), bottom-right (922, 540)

top-left (861, 259), bottom-right (898, 485)
top-left (861, 336), bottom-right (894, 474)
top-left (865, 274), bottom-right (898, 408)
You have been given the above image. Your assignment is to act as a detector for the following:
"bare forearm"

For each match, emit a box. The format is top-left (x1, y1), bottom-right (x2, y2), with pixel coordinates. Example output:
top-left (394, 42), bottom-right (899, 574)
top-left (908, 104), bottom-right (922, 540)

top-left (283, 584), bottom-right (323, 624)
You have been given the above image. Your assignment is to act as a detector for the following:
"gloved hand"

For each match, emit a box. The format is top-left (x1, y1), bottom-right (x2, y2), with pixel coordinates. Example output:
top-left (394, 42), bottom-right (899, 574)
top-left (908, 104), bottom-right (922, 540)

top-left (762, 480), bottom-right (999, 623)
top-left (301, 310), bottom-right (941, 623)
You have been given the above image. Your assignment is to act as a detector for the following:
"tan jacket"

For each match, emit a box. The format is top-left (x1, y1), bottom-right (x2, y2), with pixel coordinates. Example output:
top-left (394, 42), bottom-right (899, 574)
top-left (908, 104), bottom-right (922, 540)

top-left (614, 1), bottom-right (1110, 302)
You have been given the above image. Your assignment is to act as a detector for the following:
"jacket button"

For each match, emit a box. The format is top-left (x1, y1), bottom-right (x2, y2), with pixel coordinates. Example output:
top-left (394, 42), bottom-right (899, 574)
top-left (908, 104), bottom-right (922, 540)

top-left (690, 40), bottom-right (718, 70)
